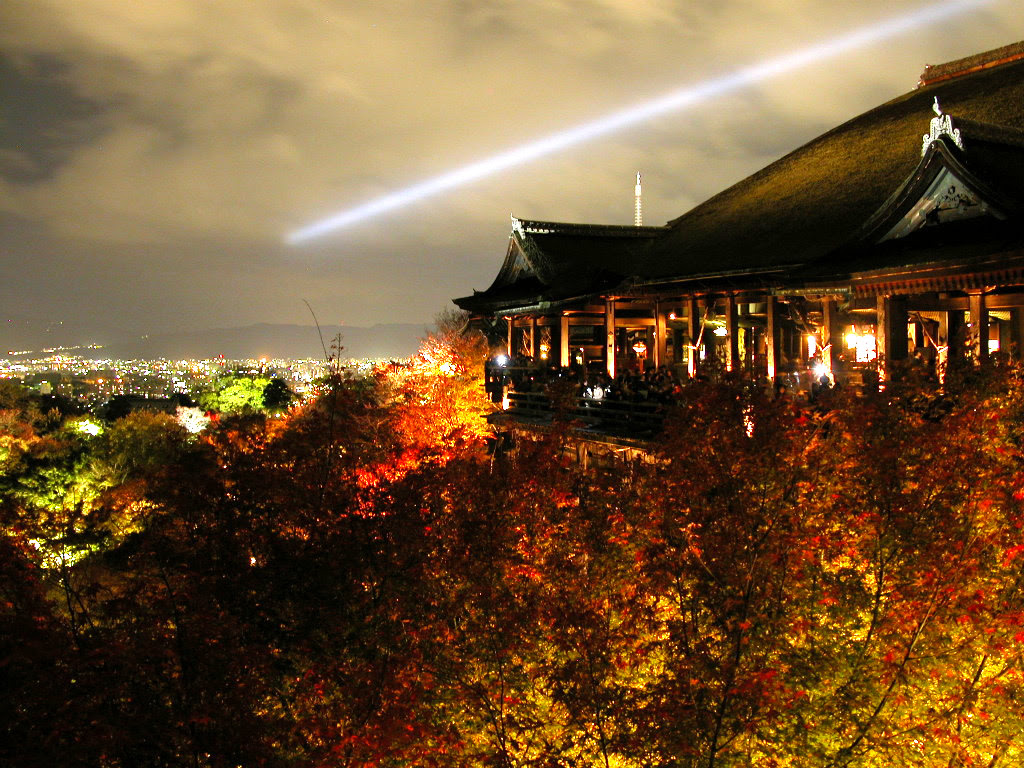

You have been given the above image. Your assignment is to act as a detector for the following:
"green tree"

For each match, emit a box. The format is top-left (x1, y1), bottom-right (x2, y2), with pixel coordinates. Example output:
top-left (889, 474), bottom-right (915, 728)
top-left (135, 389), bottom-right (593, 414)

top-left (261, 376), bottom-right (294, 412)
top-left (199, 373), bottom-right (271, 414)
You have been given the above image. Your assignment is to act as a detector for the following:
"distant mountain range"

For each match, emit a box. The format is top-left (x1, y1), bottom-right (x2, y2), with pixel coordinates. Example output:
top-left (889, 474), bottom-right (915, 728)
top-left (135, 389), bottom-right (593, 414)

top-left (2, 321), bottom-right (429, 361)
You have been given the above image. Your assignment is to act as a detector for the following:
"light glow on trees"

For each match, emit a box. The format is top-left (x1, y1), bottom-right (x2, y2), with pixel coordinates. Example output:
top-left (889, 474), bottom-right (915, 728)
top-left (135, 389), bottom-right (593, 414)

top-left (74, 418), bottom-right (103, 437)
top-left (175, 406), bottom-right (211, 434)
top-left (286, 0), bottom-right (989, 241)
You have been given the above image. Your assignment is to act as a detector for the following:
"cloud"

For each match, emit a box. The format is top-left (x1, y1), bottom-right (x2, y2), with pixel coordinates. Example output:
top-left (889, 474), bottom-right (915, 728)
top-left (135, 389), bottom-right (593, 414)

top-left (0, 0), bottom-right (1021, 332)
top-left (2, 1), bottom-right (1016, 238)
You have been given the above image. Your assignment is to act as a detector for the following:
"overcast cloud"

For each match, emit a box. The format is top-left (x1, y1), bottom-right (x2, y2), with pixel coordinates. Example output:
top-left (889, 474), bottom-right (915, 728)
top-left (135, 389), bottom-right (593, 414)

top-left (0, 0), bottom-right (1021, 340)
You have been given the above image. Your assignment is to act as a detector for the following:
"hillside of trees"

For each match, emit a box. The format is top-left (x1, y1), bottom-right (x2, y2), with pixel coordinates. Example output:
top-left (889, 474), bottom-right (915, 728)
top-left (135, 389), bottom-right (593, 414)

top-left (3, 328), bottom-right (1024, 767)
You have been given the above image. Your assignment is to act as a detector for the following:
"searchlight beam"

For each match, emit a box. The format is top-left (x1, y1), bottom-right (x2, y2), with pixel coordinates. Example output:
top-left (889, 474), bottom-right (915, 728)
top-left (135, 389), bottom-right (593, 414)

top-left (287, 0), bottom-right (990, 243)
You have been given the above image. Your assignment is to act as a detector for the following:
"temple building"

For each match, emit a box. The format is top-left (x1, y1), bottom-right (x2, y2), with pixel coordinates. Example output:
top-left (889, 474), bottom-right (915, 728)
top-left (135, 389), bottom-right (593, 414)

top-left (455, 42), bottom-right (1024, 391)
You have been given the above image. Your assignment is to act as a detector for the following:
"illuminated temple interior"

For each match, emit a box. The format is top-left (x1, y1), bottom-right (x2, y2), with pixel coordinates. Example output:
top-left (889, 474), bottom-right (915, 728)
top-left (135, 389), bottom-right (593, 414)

top-left (455, 41), bottom-right (1024, 393)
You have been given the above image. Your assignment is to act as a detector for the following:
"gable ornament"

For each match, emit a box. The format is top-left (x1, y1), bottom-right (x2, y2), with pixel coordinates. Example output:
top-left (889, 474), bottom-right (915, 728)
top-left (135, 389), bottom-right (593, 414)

top-left (922, 97), bottom-right (964, 155)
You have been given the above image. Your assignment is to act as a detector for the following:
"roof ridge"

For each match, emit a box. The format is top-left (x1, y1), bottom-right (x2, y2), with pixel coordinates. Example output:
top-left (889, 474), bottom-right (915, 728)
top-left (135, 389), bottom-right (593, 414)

top-left (512, 217), bottom-right (668, 236)
top-left (919, 40), bottom-right (1024, 87)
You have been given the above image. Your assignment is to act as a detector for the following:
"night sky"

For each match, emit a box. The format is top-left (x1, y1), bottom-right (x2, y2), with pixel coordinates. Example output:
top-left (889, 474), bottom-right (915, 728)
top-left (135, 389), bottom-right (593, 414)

top-left (1, 0), bottom-right (1021, 343)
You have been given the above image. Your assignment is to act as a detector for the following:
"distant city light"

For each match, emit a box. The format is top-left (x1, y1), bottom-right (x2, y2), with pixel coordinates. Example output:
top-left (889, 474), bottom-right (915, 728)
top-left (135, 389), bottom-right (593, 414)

top-left (0, 354), bottom-right (347, 405)
top-left (287, 0), bottom-right (989, 242)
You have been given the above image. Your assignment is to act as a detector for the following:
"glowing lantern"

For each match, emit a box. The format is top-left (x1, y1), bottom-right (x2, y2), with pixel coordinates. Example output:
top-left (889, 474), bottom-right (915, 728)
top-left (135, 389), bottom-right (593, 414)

top-left (845, 330), bottom-right (877, 362)
top-left (807, 335), bottom-right (818, 358)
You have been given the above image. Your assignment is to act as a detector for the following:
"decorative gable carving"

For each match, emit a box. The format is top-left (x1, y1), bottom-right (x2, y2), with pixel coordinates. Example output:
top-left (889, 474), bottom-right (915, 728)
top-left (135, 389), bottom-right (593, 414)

top-left (880, 166), bottom-right (992, 241)
top-left (921, 97), bottom-right (963, 155)
top-left (861, 102), bottom-right (1013, 243)
top-left (504, 240), bottom-right (535, 281)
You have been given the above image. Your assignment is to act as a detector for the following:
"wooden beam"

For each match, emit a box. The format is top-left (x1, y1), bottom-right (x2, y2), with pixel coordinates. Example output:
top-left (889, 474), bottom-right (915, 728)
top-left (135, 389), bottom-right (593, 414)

top-left (983, 292), bottom-right (1024, 310)
top-left (533, 316), bottom-right (563, 327)
top-left (898, 296), bottom-right (969, 311)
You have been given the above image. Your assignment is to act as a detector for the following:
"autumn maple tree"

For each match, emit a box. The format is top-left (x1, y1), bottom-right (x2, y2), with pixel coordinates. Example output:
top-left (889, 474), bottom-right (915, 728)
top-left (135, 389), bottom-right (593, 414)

top-left (4, 343), bottom-right (1024, 767)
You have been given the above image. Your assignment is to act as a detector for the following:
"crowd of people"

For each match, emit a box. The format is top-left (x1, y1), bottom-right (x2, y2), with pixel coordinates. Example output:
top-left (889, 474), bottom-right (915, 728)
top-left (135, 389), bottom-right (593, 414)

top-left (488, 358), bottom-right (840, 409)
top-left (493, 363), bottom-right (677, 404)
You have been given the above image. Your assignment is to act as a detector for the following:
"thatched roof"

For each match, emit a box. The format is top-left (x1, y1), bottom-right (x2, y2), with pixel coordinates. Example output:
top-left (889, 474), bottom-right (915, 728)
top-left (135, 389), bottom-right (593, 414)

top-left (456, 220), bottom-right (666, 312)
top-left (642, 52), bottom-right (1024, 283)
top-left (457, 42), bottom-right (1024, 313)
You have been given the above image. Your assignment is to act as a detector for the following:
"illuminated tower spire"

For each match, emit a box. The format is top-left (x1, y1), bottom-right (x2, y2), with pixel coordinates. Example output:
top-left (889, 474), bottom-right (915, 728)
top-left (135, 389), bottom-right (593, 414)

top-left (634, 171), bottom-right (643, 227)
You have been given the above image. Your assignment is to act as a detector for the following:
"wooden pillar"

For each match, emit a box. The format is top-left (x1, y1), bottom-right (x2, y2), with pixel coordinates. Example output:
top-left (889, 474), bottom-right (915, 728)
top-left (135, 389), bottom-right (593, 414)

top-left (559, 314), bottom-right (570, 368)
top-left (999, 317), bottom-right (1012, 355)
top-left (528, 316), bottom-right (537, 363)
top-left (969, 291), bottom-right (989, 361)
top-left (686, 296), bottom-right (700, 378)
top-left (938, 311), bottom-right (949, 349)
top-left (654, 299), bottom-right (667, 368)
top-left (876, 295), bottom-right (908, 378)
top-left (506, 316), bottom-right (513, 358)
top-left (725, 294), bottom-right (739, 372)
top-left (822, 297), bottom-right (843, 380)
top-left (938, 308), bottom-right (968, 377)
top-left (937, 311), bottom-right (950, 380)
top-left (875, 296), bottom-right (888, 380)
top-left (766, 295), bottom-right (779, 381)
top-left (1012, 308), bottom-right (1024, 362)
top-left (605, 298), bottom-right (616, 379)
top-left (875, 296), bottom-right (886, 370)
